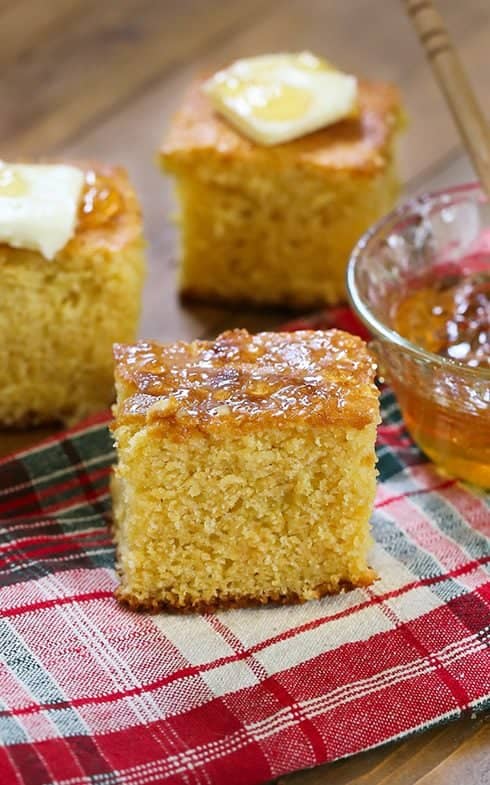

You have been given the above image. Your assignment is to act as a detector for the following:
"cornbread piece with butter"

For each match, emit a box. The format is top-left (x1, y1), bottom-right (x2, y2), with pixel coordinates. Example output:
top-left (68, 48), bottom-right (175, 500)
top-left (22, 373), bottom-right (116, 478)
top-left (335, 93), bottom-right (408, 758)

top-left (112, 328), bottom-right (380, 612)
top-left (0, 162), bottom-right (145, 426)
top-left (161, 53), bottom-right (404, 309)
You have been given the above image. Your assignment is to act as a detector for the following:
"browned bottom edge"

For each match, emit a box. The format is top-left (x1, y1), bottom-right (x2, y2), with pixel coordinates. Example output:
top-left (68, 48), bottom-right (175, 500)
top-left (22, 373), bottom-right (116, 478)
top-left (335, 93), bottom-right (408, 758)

top-left (0, 415), bottom-right (64, 430)
top-left (179, 287), bottom-right (347, 314)
top-left (115, 571), bottom-right (377, 615)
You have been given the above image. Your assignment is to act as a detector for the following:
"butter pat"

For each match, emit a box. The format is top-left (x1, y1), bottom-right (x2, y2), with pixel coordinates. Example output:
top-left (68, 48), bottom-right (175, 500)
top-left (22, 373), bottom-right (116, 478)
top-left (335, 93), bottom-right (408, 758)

top-left (0, 162), bottom-right (85, 259)
top-left (202, 52), bottom-right (359, 146)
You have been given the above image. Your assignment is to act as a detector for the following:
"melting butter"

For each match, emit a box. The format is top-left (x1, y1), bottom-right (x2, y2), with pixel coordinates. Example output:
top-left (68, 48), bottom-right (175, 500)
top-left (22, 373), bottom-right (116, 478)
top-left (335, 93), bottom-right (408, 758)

top-left (217, 80), bottom-right (312, 123)
top-left (0, 166), bottom-right (29, 197)
top-left (0, 162), bottom-right (85, 259)
top-left (203, 52), bottom-right (358, 145)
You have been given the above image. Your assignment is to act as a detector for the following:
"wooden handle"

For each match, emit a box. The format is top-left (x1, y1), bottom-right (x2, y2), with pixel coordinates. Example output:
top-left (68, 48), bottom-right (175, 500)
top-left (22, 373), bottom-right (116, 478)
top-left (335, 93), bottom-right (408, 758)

top-left (403, 0), bottom-right (490, 197)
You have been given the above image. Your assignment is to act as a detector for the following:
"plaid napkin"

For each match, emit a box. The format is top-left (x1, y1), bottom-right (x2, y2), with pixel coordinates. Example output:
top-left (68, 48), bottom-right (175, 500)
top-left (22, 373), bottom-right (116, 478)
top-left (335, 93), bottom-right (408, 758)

top-left (1, 312), bottom-right (489, 785)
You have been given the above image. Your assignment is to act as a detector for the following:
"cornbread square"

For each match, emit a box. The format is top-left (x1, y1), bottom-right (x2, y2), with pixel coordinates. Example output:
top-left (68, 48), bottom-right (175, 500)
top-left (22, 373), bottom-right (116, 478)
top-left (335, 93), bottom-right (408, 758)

top-left (0, 164), bottom-right (145, 426)
top-left (161, 79), bottom-right (404, 309)
top-left (112, 328), bottom-right (380, 612)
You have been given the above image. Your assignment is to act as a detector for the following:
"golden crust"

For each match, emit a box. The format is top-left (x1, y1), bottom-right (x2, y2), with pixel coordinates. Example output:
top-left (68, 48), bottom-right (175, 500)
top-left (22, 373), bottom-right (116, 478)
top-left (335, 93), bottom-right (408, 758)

top-left (161, 78), bottom-right (403, 175)
top-left (0, 162), bottom-right (142, 263)
top-left (113, 328), bottom-right (379, 431)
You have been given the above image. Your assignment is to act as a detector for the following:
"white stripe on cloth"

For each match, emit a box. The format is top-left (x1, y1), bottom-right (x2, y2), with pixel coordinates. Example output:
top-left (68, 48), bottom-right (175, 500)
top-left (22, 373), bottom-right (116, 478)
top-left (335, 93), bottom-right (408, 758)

top-left (0, 546), bottom-right (111, 575)
top-left (254, 602), bottom-right (392, 674)
top-left (0, 511), bottom-right (109, 535)
top-left (0, 567), bottom-right (116, 615)
top-left (0, 528), bottom-right (105, 552)
top-left (151, 614), bottom-right (236, 666)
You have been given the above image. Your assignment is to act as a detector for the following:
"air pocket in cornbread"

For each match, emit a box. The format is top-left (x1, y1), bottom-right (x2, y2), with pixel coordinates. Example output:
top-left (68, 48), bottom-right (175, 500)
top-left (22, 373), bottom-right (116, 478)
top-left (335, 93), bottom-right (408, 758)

top-left (0, 163), bottom-right (145, 426)
top-left (112, 328), bottom-right (380, 612)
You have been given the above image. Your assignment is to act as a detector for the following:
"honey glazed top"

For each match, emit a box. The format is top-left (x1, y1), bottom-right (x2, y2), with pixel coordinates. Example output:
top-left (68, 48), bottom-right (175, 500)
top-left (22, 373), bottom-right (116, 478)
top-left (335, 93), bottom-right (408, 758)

top-left (113, 329), bottom-right (380, 431)
top-left (66, 163), bottom-right (142, 254)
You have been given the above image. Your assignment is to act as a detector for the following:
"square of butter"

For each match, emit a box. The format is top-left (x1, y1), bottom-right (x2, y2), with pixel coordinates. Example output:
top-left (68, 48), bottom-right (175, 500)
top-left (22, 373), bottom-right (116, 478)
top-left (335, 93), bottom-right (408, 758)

top-left (202, 52), bottom-right (358, 145)
top-left (0, 162), bottom-right (85, 259)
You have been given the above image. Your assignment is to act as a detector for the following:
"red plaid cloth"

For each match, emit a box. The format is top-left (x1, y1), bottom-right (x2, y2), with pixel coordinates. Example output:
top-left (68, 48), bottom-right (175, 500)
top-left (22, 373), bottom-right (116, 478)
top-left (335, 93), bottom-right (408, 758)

top-left (0, 310), bottom-right (489, 785)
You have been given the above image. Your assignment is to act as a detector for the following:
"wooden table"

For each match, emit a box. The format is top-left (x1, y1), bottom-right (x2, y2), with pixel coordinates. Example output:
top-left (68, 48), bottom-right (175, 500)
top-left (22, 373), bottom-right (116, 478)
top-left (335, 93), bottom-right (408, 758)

top-left (1, 1), bottom-right (489, 782)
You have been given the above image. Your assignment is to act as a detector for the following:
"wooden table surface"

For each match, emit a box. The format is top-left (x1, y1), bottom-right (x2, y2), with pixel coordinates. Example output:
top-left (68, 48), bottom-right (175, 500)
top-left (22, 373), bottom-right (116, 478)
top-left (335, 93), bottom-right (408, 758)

top-left (1, 1), bottom-right (489, 782)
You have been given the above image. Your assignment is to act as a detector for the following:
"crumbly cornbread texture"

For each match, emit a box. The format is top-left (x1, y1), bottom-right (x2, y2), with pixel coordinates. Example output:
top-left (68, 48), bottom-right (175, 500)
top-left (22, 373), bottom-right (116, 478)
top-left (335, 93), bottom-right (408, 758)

top-left (161, 79), bottom-right (403, 309)
top-left (112, 328), bottom-right (380, 612)
top-left (0, 164), bottom-right (145, 426)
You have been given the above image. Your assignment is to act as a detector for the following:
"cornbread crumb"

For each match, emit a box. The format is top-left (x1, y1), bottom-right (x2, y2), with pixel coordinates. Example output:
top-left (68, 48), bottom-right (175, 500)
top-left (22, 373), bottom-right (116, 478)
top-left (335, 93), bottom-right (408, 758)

top-left (0, 164), bottom-right (145, 426)
top-left (161, 79), bottom-right (404, 309)
top-left (112, 329), bottom-right (380, 612)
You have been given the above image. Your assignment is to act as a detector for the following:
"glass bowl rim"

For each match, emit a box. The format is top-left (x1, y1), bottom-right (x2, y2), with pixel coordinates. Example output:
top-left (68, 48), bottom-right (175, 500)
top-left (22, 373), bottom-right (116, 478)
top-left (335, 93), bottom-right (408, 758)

top-left (346, 181), bottom-right (490, 381)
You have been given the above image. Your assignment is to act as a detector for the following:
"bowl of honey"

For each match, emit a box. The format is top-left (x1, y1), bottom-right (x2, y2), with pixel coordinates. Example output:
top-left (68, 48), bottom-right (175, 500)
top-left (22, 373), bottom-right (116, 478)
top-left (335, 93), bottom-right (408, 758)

top-left (347, 182), bottom-right (489, 487)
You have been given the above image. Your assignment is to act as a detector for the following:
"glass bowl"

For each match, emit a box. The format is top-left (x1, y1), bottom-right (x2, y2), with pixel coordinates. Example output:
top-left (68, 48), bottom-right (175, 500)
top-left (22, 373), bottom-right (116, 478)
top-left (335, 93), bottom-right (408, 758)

top-left (347, 183), bottom-right (490, 487)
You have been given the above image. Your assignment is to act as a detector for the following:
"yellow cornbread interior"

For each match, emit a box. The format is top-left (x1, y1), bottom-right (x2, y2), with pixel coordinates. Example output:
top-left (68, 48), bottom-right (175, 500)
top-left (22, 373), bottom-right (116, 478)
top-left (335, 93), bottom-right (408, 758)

top-left (171, 158), bottom-right (399, 308)
top-left (0, 240), bottom-right (145, 426)
top-left (113, 397), bottom-right (378, 612)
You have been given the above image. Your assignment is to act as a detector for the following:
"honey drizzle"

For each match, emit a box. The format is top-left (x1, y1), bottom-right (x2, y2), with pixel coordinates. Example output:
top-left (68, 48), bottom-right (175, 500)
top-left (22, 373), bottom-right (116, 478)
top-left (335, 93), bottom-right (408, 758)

top-left (115, 329), bottom-right (378, 429)
top-left (77, 171), bottom-right (123, 230)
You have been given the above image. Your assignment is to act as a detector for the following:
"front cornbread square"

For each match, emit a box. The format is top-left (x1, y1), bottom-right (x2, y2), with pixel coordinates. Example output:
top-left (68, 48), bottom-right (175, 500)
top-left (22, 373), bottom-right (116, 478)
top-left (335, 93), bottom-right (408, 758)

top-left (0, 164), bottom-right (145, 426)
top-left (112, 328), bottom-right (380, 612)
top-left (160, 79), bottom-right (403, 309)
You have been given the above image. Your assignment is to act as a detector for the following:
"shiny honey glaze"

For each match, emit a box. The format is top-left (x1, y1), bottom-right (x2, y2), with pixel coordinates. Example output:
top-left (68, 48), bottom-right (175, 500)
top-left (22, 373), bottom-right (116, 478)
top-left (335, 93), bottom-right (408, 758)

top-left (77, 170), bottom-right (123, 230)
top-left (393, 271), bottom-right (490, 486)
top-left (114, 329), bottom-right (379, 431)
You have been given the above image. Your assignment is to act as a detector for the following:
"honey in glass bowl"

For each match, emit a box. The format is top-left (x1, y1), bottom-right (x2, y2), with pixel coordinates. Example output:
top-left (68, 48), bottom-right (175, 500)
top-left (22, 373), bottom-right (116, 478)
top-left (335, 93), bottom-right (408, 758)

top-left (393, 268), bottom-right (488, 485)
top-left (394, 271), bottom-right (489, 368)
top-left (347, 183), bottom-right (490, 487)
